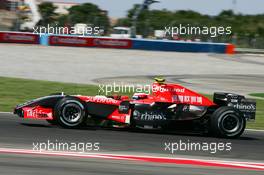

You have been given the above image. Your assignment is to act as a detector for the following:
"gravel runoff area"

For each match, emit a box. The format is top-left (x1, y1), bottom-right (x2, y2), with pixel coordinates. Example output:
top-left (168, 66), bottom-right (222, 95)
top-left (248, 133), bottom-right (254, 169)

top-left (0, 44), bottom-right (263, 95)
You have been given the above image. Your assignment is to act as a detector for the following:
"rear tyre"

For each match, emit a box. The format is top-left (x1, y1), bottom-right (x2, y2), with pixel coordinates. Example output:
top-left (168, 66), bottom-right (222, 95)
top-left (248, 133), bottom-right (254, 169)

top-left (210, 106), bottom-right (245, 138)
top-left (54, 97), bottom-right (87, 128)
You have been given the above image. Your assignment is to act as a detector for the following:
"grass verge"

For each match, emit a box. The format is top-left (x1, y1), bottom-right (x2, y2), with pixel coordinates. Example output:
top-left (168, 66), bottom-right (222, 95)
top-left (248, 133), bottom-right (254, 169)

top-left (0, 77), bottom-right (263, 129)
top-left (0, 77), bottom-right (99, 111)
top-left (250, 93), bottom-right (264, 98)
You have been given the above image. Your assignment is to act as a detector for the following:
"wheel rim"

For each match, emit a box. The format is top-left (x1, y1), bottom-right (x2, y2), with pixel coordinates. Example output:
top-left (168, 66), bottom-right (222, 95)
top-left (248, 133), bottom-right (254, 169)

top-left (61, 103), bottom-right (82, 123)
top-left (221, 114), bottom-right (242, 134)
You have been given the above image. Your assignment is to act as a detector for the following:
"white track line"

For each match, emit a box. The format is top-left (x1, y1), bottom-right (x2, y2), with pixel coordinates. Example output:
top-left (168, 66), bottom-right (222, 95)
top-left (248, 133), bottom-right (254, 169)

top-left (0, 148), bottom-right (263, 171)
top-left (246, 129), bottom-right (264, 132)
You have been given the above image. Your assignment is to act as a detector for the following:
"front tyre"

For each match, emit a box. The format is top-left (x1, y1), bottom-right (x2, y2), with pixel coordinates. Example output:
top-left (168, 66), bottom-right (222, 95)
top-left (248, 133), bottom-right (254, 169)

top-left (210, 106), bottom-right (245, 138)
top-left (54, 97), bottom-right (87, 128)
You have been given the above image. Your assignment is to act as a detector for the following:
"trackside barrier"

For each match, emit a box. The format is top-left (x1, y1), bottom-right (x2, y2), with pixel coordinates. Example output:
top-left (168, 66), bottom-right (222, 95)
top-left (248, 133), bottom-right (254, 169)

top-left (132, 39), bottom-right (234, 54)
top-left (48, 35), bottom-right (132, 49)
top-left (0, 32), bottom-right (235, 54)
top-left (0, 31), bottom-right (39, 44)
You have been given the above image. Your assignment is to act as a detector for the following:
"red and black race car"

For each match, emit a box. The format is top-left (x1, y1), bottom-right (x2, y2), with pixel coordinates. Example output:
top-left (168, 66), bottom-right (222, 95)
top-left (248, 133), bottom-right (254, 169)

top-left (14, 78), bottom-right (256, 138)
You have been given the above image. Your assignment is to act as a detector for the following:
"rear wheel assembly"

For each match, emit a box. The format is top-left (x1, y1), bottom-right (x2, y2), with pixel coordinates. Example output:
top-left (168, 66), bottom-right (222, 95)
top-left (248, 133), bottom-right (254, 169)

top-left (210, 106), bottom-right (245, 138)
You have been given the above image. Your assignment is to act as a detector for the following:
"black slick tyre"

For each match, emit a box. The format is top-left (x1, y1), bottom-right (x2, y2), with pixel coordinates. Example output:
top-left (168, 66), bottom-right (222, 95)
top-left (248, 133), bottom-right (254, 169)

top-left (210, 106), bottom-right (245, 138)
top-left (54, 97), bottom-right (87, 128)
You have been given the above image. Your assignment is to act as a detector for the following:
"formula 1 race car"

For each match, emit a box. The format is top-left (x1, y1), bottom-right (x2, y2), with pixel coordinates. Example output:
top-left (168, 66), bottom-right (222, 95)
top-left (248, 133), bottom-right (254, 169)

top-left (14, 78), bottom-right (256, 138)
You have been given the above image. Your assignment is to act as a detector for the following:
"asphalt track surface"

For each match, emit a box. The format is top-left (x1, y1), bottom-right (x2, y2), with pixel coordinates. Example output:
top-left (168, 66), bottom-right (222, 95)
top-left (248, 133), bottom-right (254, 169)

top-left (0, 44), bottom-right (264, 174)
top-left (0, 113), bottom-right (264, 174)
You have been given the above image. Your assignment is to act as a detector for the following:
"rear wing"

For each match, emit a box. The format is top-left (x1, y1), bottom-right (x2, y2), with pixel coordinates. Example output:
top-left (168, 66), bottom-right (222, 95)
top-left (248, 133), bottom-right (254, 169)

top-left (214, 92), bottom-right (256, 121)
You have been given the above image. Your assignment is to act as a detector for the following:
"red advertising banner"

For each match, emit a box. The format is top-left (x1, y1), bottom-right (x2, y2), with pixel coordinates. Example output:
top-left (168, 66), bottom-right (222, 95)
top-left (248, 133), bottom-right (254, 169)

top-left (0, 32), bottom-right (39, 44)
top-left (92, 38), bottom-right (132, 49)
top-left (49, 35), bottom-right (132, 49)
top-left (49, 35), bottom-right (94, 47)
